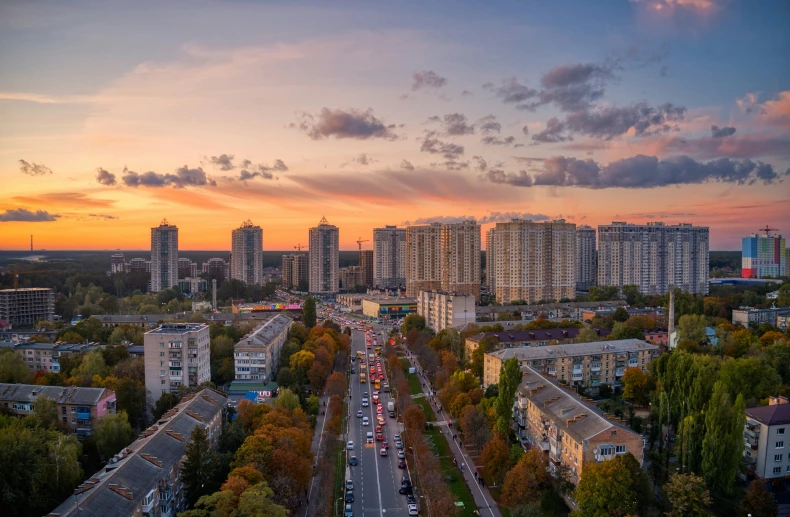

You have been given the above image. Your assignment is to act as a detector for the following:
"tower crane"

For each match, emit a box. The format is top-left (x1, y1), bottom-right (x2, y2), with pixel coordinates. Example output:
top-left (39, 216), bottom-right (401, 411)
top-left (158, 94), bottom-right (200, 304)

top-left (758, 225), bottom-right (779, 238)
top-left (12, 264), bottom-right (58, 290)
top-left (356, 237), bottom-right (369, 251)
top-left (294, 243), bottom-right (308, 252)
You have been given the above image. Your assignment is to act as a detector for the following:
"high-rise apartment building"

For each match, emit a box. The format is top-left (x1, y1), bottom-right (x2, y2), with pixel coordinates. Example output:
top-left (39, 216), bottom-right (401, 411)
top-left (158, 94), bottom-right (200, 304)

top-left (281, 254), bottom-right (308, 290)
top-left (110, 251), bottom-right (125, 274)
top-left (441, 221), bottom-right (481, 299)
top-left (406, 221), bottom-right (481, 299)
top-left (340, 266), bottom-right (364, 290)
top-left (486, 228), bottom-right (496, 293)
top-left (373, 226), bottom-right (407, 289)
top-left (489, 219), bottom-right (576, 304)
top-left (150, 220), bottom-right (179, 292)
top-left (360, 250), bottom-right (374, 287)
top-left (576, 225), bottom-right (597, 290)
top-left (598, 221), bottom-right (709, 295)
top-left (231, 220), bottom-right (264, 285)
top-left (177, 258), bottom-right (197, 279)
top-left (417, 290), bottom-right (476, 332)
top-left (308, 217), bottom-right (339, 294)
top-left (143, 323), bottom-right (211, 400)
top-left (0, 288), bottom-right (54, 327)
top-left (202, 257), bottom-right (230, 282)
top-left (742, 232), bottom-right (786, 279)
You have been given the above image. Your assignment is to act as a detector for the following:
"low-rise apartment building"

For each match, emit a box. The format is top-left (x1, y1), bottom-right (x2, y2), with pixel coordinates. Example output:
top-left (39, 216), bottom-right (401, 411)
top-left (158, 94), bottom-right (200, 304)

top-left (744, 396), bottom-right (790, 480)
top-left (47, 388), bottom-right (226, 517)
top-left (733, 306), bottom-right (790, 327)
top-left (234, 314), bottom-right (293, 383)
top-left (417, 290), bottom-right (476, 332)
top-left (483, 338), bottom-right (659, 389)
top-left (465, 327), bottom-right (610, 360)
top-left (0, 287), bottom-right (55, 327)
top-left (0, 383), bottom-right (116, 438)
top-left (144, 323), bottom-right (211, 400)
top-left (513, 367), bottom-right (644, 485)
top-left (14, 341), bottom-right (103, 373)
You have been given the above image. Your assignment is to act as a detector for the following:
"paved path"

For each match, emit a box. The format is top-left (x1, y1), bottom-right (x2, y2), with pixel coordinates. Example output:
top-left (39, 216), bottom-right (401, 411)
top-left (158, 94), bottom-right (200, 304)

top-left (405, 354), bottom-right (503, 517)
top-left (298, 391), bottom-right (331, 517)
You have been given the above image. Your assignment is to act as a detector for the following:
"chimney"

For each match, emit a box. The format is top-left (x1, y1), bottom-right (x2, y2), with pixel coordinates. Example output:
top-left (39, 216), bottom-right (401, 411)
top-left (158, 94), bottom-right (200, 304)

top-left (668, 289), bottom-right (675, 337)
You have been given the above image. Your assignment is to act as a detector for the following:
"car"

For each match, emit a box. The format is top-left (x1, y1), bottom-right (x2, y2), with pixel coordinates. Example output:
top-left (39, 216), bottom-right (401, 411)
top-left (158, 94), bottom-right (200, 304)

top-left (375, 425), bottom-right (382, 433)
top-left (372, 396), bottom-right (379, 404)
top-left (366, 432), bottom-right (374, 443)
top-left (362, 417), bottom-right (369, 426)
top-left (344, 504), bottom-right (353, 517)
top-left (357, 410), bottom-right (363, 418)
top-left (398, 450), bottom-right (405, 459)
top-left (398, 485), bottom-right (413, 495)
top-left (347, 441), bottom-right (354, 450)
top-left (380, 447), bottom-right (388, 456)
top-left (407, 494), bottom-right (417, 504)
top-left (397, 459), bottom-right (406, 468)
top-left (394, 433), bottom-right (401, 441)
top-left (361, 398), bottom-right (369, 407)
top-left (377, 416), bottom-right (385, 425)
top-left (401, 476), bottom-right (411, 487)
top-left (408, 503), bottom-right (418, 515)
top-left (345, 490), bottom-right (354, 503)
top-left (349, 456), bottom-right (358, 466)
top-left (363, 392), bottom-right (369, 399)
top-left (351, 368), bottom-right (356, 373)
top-left (395, 441), bottom-right (403, 449)
top-left (382, 440), bottom-right (389, 449)
top-left (376, 433), bottom-right (384, 441)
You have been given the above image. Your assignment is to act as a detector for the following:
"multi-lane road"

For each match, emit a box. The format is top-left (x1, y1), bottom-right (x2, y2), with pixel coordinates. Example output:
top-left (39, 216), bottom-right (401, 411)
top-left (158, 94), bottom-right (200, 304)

top-left (345, 327), bottom-right (413, 516)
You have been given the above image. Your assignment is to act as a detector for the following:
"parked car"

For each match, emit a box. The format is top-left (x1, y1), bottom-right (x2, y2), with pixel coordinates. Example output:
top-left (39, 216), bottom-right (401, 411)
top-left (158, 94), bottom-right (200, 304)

top-left (408, 503), bottom-right (418, 515)
top-left (345, 490), bottom-right (354, 503)
top-left (344, 504), bottom-right (353, 517)
top-left (349, 456), bottom-right (358, 466)
top-left (397, 459), bottom-right (406, 469)
top-left (347, 441), bottom-right (354, 450)
top-left (398, 450), bottom-right (405, 459)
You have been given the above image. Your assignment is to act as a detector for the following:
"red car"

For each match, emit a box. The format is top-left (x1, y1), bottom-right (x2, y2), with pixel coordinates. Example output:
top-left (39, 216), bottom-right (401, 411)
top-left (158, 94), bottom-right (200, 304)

top-left (376, 433), bottom-right (384, 441)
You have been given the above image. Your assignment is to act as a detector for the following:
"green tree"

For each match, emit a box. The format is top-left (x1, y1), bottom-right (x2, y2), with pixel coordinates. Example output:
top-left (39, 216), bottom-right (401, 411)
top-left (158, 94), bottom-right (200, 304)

top-left (612, 306), bottom-right (629, 322)
top-left (152, 392), bottom-right (180, 420)
top-left (677, 314), bottom-right (708, 344)
top-left (495, 357), bottom-right (522, 434)
top-left (32, 396), bottom-right (58, 429)
top-left (273, 388), bottom-right (300, 412)
top-left (622, 285), bottom-right (644, 306)
top-left (401, 313), bottom-right (426, 333)
top-left (610, 322), bottom-right (644, 340)
top-left (573, 452), bottom-right (650, 517)
top-left (183, 425), bottom-right (220, 507)
top-left (114, 378), bottom-right (147, 426)
top-left (45, 433), bottom-right (83, 502)
top-left (59, 331), bottom-right (84, 344)
top-left (701, 381), bottom-right (745, 495)
top-left (740, 479), bottom-right (778, 517)
top-left (575, 325), bottom-right (601, 343)
top-left (238, 482), bottom-right (288, 517)
top-left (665, 472), bottom-right (712, 517)
top-left (76, 348), bottom-right (107, 382)
top-left (94, 410), bottom-right (134, 459)
top-left (0, 349), bottom-right (31, 383)
top-left (302, 296), bottom-right (316, 328)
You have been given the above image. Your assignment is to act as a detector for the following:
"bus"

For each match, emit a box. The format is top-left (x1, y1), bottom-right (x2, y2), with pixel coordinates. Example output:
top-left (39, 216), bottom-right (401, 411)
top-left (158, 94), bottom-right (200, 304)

top-left (360, 372), bottom-right (367, 384)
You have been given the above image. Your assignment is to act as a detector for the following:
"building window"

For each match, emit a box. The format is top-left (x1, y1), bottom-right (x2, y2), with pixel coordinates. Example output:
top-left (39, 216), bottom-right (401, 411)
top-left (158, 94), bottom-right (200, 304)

top-left (779, 428), bottom-right (786, 435)
top-left (773, 466), bottom-right (782, 474)
top-left (777, 441), bottom-right (785, 449)
top-left (71, 407), bottom-right (76, 413)
top-left (616, 445), bottom-right (626, 454)
top-left (776, 454), bottom-right (784, 462)
top-left (61, 406), bottom-right (66, 415)
top-left (62, 416), bottom-right (67, 423)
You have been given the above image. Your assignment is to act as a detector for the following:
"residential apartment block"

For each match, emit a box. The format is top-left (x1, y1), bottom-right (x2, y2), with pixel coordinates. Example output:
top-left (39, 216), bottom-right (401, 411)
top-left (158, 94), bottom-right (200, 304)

top-left (0, 287), bottom-right (55, 327)
top-left (0, 383), bottom-right (116, 438)
top-left (513, 367), bottom-right (644, 485)
top-left (233, 314), bottom-right (293, 383)
top-left (308, 216), bottom-right (340, 294)
top-left (744, 396), bottom-right (790, 480)
top-left (231, 220), bottom-right (264, 285)
top-left (406, 221), bottom-right (481, 300)
top-left (150, 220), bottom-right (179, 292)
top-left (417, 290), bottom-right (476, 332)
top-left (110, 251), bottom-right (126, 274)
top-left (598, 221), bottom-right (709, 296)
top-left (281, 253), bottom-right (308, 290)
top-left (488, 219), bottom-right (576, 304)
top-left (464, 327), bottom-right (610, 360)
top-left (742, 232), bottom-right (786, 279)
top-left (47, 388), bottom-right (226, 517)
top-left (360, 250), bottom-right (374, 287)
top-left (732, 306), bottom-right (790, 326)
top-left (177, 258), bottom-right (198, 280)
top-left (15, 341), bottom-right (103, 373)
top-left (373, 225), bottom-right (407, 289)
top-left (144, 323), bottom-right (211, 400)
top-left (483, 338), bottom-right (659, 388)
top-left (201, 257), bottom-right (230, 282)
top-left (486, 228), bottom-right (496, 293)
top-left (576, 225), bottom-right (597, 290)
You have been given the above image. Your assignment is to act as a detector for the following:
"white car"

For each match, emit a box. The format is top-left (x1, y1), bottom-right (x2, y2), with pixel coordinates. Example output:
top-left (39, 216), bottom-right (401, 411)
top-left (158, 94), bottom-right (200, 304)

top-left (362, 417), bottom-right (369, 426)
top-left (347, 441), bottom-right (354, 450)
top-left (362, 398), bottom-right (369, 407)
top-left (408, 503), bottom-right (418, 515)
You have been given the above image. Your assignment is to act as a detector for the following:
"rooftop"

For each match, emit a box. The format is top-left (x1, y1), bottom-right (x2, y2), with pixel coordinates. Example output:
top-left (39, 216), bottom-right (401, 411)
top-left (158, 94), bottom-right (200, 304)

top-left (0, 287), bottom-right (54, 294)
top-left (47, 389), bottom-right (226, 517)
top-left (146, 323), bottom-right (208, 335)
top-left (468, 327), bottom-right (610, 343)
top-left (517, 367), bottom-right (635, 443)
top-left (234, 314), bottom-right (293, 350)
top-left (487, 338), bottom-right (658, 361)
top-left (0, 383), bottom-right (113, 406)
top-left (746, 404), bottom-right (790, 426)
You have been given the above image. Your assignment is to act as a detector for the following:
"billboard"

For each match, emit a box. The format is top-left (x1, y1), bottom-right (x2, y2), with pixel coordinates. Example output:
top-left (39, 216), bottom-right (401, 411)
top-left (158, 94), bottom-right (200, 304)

top-left (238, 302), bottom-right (303, 313)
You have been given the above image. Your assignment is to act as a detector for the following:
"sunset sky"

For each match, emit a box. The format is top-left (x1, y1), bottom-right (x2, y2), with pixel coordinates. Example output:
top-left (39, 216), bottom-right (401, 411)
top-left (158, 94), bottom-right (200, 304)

top-left (1, 0), bottom-right (788, 251)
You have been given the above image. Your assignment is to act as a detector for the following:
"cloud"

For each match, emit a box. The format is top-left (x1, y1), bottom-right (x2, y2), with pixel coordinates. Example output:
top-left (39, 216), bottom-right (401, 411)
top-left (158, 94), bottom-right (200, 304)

top-left (710, 125), bottom-right (736, 138)
top-left (460, 90), bottom-right (473, 97)
top-left (736, 92), bottom-right (760, 113)
top-left (532, 118), bottom-right (571, 143)
top-left (87, 213), bottom-right (119, 220)
top-left (478, 211), bottom-right (551, 223)
top-left (481, 135), bottom-right (517, 146)
top-left (12, 192), bottom-right (116, 209)
top-left (236, 160), bottom-right (287, 181)
top-left (18, 159), bottom-right (52, 176)
top-left (482, 169), bottom-right (534, 187)
top-left (541, 62), bottom-right (614, 89)
top-left (121, 165), bottom-right (216, 188)
top-left (420, 132), bottom-right (465, 159)
top-left (209, 154), bottom-right (235, 171)
top-left (431, 160), bottom-right (469, 171)
top-left (522, 125), bottom-right (530, 136)
top-left (407, 215), bottom-right (476, 225)
top-left (472, 156), bottom-right (488, 172)
top-left (630, 0), bottom-right (724, 16)
top-left (412, 70), bottom-right (447, 91)
top-left (295, 108), bottom-right (398, 140)
top-left (343, 153), bottom-right (376, 167)
top-left (478, 115), bottom-right (501, 134)
top-left (481, 154), bottom-right (789, 188)
top-left (483, 78), bottom-right (538, 104)
top-left (0, 208), bottom-right (60, 222)
top-left (759, 91), bottom-right (790, 129)
top-left (629, 133), bottom-right (790, 160)
top-left (95, 168), bottom-right (117, 185)
top-left (400, 159), bottom-right (415, 171)
top-left (427, 113), bottom-right (475, 136)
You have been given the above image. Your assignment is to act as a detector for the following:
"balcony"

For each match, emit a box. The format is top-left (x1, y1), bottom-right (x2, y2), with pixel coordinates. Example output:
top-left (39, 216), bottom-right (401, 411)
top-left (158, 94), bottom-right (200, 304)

top-left (628, 360), bottom-right (639, 367)
top-left (744, 434), bottom-right (759, 450)
top-left (169, 361), bottom-right (182, 368)
top-left (572, 373), bottom-right (584, 380)
top-left (168, 343), bottom-right (181, 349)
top-left (76, 418), bottom-right (92, 426)
top-left (615, 368), bottom-right (625, 377)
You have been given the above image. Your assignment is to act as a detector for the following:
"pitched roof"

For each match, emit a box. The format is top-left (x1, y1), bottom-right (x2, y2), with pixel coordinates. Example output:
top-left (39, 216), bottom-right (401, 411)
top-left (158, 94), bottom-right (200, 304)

top-left (467, 327), bottom-right (610, 343)
top-left (746, 404), bottom-right (790, 426)
top-left (0, 383), bottom-right (113, 406)
top-left (487, 338), bottom-right (658, 361)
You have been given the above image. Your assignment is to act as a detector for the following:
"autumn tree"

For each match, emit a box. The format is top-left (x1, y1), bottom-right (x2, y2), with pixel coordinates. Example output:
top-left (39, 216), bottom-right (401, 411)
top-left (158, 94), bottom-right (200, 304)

top-left (621, 367), bottom-right (648, 405)
top-left (574, 325), bottom-right (601, 343)
top-left (740, 479), bottom-right (778, 517)
top-left (273, 388), bottom-right (300, 412)
top-left (664, 472), bottom-right (712, 517)
top-left (471, 335), bottom-right (499, 378)
top-left (325, 371), bottom-right (346, 398)
top-left (500, 450), bottom-right (550, 507)
top-left (460, 405), bottom-right (490, 452)
top-left (481, 435), bottom-right (510, 486)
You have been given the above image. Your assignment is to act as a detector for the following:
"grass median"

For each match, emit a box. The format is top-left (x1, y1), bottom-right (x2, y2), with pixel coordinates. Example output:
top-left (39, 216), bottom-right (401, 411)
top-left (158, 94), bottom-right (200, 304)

top-left (425, 426), bottom-right (479, 517)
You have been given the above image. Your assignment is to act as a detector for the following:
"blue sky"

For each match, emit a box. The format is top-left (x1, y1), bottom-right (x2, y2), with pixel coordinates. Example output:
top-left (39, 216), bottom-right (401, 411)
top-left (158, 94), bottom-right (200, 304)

top-left (0, 0), bottom-right (788, 250)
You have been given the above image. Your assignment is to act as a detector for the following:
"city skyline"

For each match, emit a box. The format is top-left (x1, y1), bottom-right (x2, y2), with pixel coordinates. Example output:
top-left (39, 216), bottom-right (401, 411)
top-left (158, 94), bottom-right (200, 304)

top-left (1, 0), bottom-right (789, 251)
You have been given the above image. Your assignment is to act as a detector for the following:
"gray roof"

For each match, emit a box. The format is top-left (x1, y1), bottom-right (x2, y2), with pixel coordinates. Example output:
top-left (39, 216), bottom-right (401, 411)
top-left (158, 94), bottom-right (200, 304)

top-left (487, 338), bottom-right (658, 361)
top-left (746, 404), bottom-right (790, 426)
top-left (517, 367), bottom-right (634, 443)
top-left (48, 389), bottom-right (226, 517)
top-left (234, 314), bottom-right (292, 351)
top-left (476, 300), bottom-right (627, 314)
top-left (146, 323), bottom-right (208, 335)
top-left (467, 327), bottom-right (610, 344)
top-left (0, 383), bottom-right (113, 406)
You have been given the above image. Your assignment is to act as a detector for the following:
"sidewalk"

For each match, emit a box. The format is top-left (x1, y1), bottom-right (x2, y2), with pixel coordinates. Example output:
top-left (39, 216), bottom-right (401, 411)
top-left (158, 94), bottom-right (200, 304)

top-left (298, 391), bottom-right (331, 517)
top-left (406, 354), bottom-right (503, 517)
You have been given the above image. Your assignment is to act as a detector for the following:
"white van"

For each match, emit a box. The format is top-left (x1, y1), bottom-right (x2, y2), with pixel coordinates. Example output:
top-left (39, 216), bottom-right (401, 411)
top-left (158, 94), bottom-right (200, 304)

top-left (366, 432), bottom-right (374, 443)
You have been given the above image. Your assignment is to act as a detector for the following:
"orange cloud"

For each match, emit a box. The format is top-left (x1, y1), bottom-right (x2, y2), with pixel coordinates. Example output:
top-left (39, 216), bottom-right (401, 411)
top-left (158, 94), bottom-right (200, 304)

top-left (11, 192), bottom-right (116, 209)
top-left (760, 91), bottom-right (790, 129)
